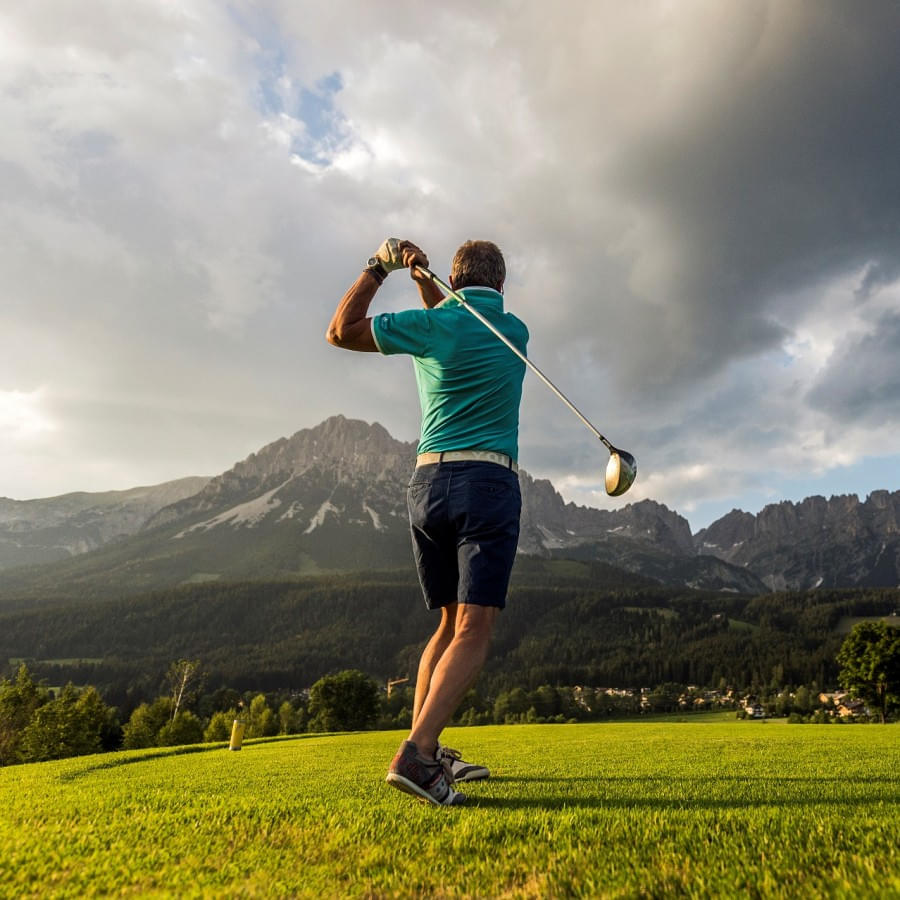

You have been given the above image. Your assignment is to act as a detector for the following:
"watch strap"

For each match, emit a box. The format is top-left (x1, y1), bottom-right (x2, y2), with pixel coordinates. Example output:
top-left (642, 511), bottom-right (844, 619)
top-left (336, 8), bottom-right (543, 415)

top-left (365, 259), bottom-right (387, 285)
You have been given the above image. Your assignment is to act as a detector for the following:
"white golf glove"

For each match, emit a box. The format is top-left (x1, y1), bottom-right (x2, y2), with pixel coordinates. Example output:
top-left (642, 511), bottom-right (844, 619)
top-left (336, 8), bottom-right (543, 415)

top-left (368, 238), bottom-right (406, 273)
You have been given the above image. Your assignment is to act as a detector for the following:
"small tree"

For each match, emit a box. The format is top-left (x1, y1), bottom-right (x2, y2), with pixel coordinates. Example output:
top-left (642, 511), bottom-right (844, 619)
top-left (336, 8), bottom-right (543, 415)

top-left (122, 697), bottom-right (173, 749)
top-left (793, 685), bottom-right (812, 715)
top-left (204, 710), bottom-right (235, 743)
top-left (165, 660), bottom-right (204, 721)
top-left (837, 621), bottom-right (900, 724)
top-left (246, 694), bottom-right (278, 738)
top-left (0, 664), bottom-right (50, 765)
top-left (74, 684), bottom-right (121, 751)
top-left (278, 700), bottom-right (303, 735)
top-left (19, 684), bottom-right (118, 763)
top-left (158, 711), bottom-right (204, 747)
top-left (307, 670), bottom-right (379, 732)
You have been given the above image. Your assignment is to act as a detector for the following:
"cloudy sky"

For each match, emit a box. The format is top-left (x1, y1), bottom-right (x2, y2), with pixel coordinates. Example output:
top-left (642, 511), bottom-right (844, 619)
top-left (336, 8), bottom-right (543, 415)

top-left (2, 0), bottom-right (898, 531)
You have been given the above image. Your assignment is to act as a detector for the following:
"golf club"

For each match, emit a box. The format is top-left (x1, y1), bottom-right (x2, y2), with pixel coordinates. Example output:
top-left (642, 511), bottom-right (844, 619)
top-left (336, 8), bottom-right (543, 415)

top-left (413, 265), bottom-right (637, 497)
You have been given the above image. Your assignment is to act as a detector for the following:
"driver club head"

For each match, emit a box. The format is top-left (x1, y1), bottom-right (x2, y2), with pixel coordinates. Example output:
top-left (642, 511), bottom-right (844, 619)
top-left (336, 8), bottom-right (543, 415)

top-left (605, 448), bottom-right (637, 496)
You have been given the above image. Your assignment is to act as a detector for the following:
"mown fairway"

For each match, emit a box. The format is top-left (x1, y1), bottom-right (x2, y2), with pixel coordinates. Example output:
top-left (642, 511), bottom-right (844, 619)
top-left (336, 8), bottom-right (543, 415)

top-left (3, 720), bottom-right (898, 898)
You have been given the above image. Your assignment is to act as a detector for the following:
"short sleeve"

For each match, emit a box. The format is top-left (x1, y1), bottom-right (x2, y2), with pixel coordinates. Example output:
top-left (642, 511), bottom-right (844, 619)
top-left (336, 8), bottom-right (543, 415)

top-left (371, 308), bottom-right (433, 356)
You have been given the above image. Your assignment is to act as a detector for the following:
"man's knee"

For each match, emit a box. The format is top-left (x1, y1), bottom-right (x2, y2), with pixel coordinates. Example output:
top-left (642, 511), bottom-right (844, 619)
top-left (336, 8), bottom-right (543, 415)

top-left (454, 603), bottom-right (498, 641)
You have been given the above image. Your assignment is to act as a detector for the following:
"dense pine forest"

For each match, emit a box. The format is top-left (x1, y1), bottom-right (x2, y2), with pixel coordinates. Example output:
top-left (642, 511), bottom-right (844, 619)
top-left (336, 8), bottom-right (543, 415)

top-left (2, 558), bottom-right (897, 712)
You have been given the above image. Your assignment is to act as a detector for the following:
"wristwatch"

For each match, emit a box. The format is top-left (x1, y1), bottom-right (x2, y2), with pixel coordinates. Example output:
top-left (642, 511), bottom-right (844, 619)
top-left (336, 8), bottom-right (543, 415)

top-left (365, 257), bottom-right (387, 284)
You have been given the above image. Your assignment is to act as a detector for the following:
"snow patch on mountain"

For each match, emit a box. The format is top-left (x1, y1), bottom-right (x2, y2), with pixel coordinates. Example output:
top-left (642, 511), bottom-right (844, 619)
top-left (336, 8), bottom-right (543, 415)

top-left (278, 501), bottom-right (305, 521)
top-left (363, 503), bottom-right (385, 531)
top-left (304, 500), bottom-right (339, 534)
top-left (174, 478), bottom-right (293, 538)
top-left (537, 525), bottom-right (566, 548)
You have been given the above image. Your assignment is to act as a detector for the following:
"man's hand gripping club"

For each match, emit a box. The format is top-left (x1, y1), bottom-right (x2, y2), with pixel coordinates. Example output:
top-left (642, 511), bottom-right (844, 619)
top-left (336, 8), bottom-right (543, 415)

top-left (326, 238), bottom-right (442, 352)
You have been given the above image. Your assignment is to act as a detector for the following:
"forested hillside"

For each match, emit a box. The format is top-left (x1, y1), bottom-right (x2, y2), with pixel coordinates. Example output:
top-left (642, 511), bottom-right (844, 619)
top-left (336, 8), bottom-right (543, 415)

top-left (2, 558), bottom-right (896, 710)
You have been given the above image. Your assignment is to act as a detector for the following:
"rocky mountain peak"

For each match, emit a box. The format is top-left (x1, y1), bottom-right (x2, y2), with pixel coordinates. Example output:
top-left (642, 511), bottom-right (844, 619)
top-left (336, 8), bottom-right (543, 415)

top-left (695, 489), bottom-right (900, 590)
top-left (695, 509), bottom-right (757, 553)
top-left (231, 415), bottom-right (415, 482)
top-left (863, 490), bottom-right (900, 533)
top-left (868, 489), bottom-right (892, 509)
top-left (517, 476), bottom-right (694, 557)
top-left (615, 499), bottom-right (695, 555)
top-left (146, 417), bottom-right (417, 528)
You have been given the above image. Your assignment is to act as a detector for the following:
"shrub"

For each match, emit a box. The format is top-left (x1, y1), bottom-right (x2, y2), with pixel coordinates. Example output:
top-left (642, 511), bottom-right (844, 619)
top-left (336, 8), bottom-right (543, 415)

top-left (158, 711), bottom-right (204, 747)
top-left (204, 710), bottom-right (235, 742)
top-left (122, 697), bottom-right (173, 750)
top-left (308, 670), bottom-right (379, 732)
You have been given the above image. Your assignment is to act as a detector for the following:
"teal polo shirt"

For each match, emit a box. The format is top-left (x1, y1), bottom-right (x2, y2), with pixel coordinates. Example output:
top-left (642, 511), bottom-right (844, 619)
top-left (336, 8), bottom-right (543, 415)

top-left (371, 287), bottom-right (528, 460)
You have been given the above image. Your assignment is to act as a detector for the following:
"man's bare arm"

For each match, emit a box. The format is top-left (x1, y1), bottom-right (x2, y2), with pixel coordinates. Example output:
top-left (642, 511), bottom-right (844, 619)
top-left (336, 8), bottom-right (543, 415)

top-left (326, 240), bottom-right (436, 352)
top-left (325, 270), bottom-right (380, 352)
top-left (410, 267), bottom-right (444, 308)
top-left (413, 277), bottom-right (444, 308)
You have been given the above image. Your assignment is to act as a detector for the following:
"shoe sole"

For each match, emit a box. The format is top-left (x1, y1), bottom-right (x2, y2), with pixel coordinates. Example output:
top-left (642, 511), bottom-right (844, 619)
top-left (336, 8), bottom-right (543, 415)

top-left (385, 773), bottom-right (463, 806)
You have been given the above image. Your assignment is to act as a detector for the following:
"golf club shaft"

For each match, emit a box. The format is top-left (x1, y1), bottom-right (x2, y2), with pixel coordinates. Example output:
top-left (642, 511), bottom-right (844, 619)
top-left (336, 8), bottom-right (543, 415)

top-left (414, 266), bottom-right (615, 453)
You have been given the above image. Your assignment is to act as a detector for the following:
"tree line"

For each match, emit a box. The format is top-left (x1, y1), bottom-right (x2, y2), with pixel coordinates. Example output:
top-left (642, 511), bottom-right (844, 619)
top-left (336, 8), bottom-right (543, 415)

top-left (2, 573), bottom-right (897, 708)
top-left (2, 620), bottom-right (896, 766)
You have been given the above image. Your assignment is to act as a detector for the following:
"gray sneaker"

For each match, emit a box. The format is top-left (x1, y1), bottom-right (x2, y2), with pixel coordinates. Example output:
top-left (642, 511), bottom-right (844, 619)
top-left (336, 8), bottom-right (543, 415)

top-left (438, 744), bottom-right (490, 783)
top-left (386, 740), bottom-right (466, 806)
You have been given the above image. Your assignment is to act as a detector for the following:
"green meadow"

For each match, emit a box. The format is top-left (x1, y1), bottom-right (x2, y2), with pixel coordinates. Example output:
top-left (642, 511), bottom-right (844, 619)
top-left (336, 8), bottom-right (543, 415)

top-left (3, 720), bottom-right (898, 898)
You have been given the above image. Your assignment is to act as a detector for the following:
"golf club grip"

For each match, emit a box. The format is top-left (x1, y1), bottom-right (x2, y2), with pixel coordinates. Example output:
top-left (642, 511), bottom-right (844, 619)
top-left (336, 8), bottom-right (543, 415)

top-left (414, 266), bottom-right (614, 451)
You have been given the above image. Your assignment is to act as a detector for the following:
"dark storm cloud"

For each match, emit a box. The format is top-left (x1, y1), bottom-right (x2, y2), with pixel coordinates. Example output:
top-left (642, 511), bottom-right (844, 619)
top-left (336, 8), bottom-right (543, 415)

top-left (609, 1), bottom-right (900, 387)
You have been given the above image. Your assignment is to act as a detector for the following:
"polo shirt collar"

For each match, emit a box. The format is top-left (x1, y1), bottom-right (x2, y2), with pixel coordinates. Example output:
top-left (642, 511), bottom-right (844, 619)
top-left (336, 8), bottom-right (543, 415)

top-left (440, 286), bottom-right (504, 310)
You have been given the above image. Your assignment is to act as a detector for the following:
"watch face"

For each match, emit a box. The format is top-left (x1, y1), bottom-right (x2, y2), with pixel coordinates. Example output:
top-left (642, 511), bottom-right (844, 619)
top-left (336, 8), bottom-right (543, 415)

top-left (367, 257), bottom-right (378, 267)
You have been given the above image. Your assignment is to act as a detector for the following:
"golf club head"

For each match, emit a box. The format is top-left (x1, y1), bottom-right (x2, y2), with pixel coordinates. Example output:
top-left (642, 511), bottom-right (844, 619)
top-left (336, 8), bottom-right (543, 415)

top-left (605, 449), bottom-right (637, 496)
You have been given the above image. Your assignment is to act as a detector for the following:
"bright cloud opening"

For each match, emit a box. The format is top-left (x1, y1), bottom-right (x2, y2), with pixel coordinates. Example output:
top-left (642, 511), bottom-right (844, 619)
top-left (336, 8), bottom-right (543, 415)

top-left (0, 389), bottom-right (56, 440)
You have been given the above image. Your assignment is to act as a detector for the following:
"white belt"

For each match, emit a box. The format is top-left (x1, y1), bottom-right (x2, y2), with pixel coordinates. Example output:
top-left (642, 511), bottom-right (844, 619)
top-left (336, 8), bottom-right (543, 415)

top-left (415, 450), bottom-right (518, 472)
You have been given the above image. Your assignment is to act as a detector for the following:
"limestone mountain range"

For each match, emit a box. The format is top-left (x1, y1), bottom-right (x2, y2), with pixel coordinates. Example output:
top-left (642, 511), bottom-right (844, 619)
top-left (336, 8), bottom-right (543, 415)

top-left (0, 416), bottom-right (897, 596)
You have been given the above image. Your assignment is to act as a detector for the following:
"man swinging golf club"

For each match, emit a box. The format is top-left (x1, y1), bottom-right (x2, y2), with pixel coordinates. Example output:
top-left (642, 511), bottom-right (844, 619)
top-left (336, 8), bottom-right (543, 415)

top-left (327, 238), bottom-right (527, 806)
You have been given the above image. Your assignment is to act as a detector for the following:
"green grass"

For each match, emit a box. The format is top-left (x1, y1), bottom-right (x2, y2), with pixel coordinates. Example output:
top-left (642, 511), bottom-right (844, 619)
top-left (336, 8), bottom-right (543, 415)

top-left (2, 722), bottom-right (898, 898)
top-left (621, 605), bottom-right (678, 619)
top-left (727, 618), bottom-right (759, 633)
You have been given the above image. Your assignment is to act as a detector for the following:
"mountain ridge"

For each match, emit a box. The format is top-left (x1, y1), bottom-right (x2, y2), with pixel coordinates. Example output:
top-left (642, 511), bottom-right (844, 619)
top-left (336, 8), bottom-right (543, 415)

top-left (695, 489), bottom-right (900, 590)
top-left (0, 477), bottom-right (210, 569)
top-left (0, 416), bottom-right (896, 596)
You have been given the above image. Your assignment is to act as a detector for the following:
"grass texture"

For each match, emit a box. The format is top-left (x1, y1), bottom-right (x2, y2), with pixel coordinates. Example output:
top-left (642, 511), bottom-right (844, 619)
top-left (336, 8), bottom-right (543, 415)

top-left (2, 720), bottom-right (898, 898)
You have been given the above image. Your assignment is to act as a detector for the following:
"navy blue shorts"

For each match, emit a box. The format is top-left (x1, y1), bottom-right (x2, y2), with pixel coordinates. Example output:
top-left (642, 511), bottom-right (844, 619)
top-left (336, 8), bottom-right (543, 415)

top-left (407, 461), bottom-right (522, 610)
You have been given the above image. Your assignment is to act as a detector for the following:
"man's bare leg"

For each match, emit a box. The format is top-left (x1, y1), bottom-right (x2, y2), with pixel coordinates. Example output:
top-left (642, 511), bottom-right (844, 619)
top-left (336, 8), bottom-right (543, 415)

top-left (412, 604), bottom-right (457, 725)
top-left (407, 603), bottom-right (498, 758)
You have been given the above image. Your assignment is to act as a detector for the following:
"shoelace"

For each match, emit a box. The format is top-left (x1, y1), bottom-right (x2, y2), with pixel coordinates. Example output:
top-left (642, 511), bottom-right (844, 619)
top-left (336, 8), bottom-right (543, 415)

top-left (435, 747), bottom-right (458, 784)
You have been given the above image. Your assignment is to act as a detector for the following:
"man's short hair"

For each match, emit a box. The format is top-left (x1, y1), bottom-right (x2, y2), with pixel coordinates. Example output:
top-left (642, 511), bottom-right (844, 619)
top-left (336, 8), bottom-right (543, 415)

top-left (451, 240), bottom-right (506, 291)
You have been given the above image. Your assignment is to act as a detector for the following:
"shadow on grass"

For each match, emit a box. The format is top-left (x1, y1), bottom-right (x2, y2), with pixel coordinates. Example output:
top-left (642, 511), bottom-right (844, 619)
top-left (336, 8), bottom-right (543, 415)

top-left (467, 775), bottom-right (900, 811)
top-left (490, 775), bottom-right (900, 785)
top-left (55, 734), bottom-right (323, 782)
